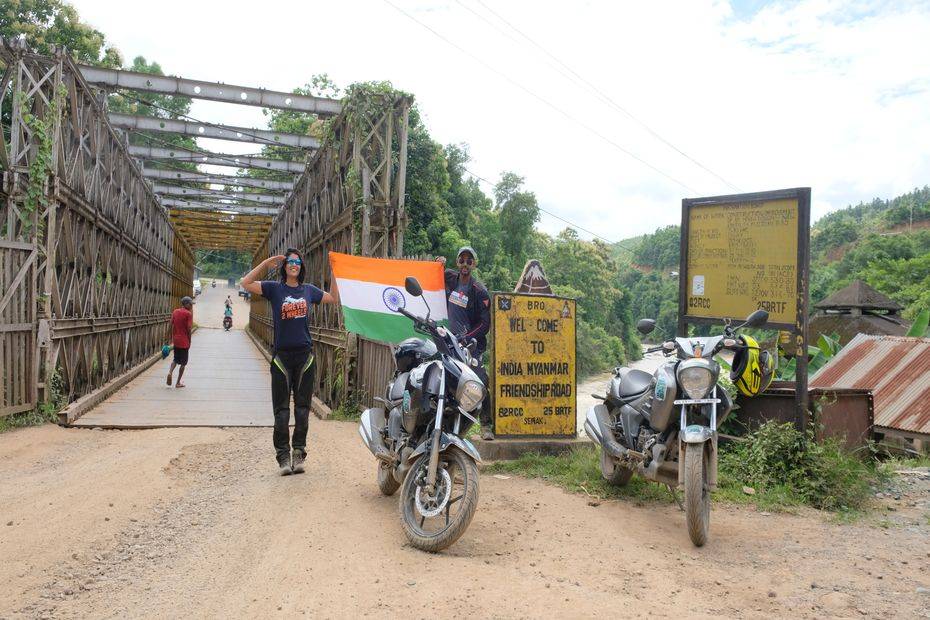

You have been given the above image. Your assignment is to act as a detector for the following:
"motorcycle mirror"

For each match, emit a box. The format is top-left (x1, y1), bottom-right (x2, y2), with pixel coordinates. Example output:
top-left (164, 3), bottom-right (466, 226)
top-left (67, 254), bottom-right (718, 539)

top-left (404, 276), bottom-right (423, 297)
top-left (636, 318), bottom-right (656, 335)
top-left (744, 309), bottom-right (769, 328)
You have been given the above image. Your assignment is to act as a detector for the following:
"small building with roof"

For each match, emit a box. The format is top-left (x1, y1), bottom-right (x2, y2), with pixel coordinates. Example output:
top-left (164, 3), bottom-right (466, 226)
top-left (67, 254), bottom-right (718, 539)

top-left (809, 280), bottom-right (910, 346)
top-left (810, 334), bottom-right (930, 444)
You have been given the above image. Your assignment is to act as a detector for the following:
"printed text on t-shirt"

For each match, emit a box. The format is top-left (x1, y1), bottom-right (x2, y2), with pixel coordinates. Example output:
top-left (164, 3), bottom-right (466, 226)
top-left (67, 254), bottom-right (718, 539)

top-left (281, 296), bottom-right (308, 320)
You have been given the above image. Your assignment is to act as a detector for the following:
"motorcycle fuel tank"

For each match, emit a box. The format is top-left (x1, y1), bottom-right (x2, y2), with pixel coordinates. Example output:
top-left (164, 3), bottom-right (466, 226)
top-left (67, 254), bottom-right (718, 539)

top-left (649, 362), bottom-right (678, 432)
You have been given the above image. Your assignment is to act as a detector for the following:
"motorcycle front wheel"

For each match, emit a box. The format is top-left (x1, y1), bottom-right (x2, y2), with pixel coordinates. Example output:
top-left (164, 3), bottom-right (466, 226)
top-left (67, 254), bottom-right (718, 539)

top-left (684, 444), bottom-right (710, 547)
top-left (399, 447), bottom-right (479, 552)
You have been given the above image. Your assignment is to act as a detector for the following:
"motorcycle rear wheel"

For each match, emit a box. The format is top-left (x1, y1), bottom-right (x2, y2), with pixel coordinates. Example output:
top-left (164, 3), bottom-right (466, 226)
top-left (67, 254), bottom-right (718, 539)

top-left (684, 444), bottom-right (710, 547)
top-left (399, 447), bottom-right (479, 552)
top-left (377, 461), bottom-right (400, 496)
top-left (599, 449), bottom-right (634, 486)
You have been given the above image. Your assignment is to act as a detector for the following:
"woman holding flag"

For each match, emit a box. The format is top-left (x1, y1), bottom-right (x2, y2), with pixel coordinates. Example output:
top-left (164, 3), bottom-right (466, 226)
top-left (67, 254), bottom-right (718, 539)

top-left (241, 248), bottom-right (338, 476)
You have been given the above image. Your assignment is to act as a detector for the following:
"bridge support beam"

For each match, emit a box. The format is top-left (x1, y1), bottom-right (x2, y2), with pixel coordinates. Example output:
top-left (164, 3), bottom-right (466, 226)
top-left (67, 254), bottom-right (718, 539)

top-left (142, 168), bottom-right (294, 191)
top-left (152, 184), bottom-right (287, 205)
top-left (109, 112), bottom-right (320, 149)
top-left (78, 64), bottom-right (341, 115)
top-left (128, 145), bottom-right (305, 173)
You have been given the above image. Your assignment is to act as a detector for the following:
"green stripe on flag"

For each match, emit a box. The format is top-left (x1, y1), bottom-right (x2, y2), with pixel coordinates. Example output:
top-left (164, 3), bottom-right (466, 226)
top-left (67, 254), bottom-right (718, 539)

top-left (342, 307), bottom-right (446, 344)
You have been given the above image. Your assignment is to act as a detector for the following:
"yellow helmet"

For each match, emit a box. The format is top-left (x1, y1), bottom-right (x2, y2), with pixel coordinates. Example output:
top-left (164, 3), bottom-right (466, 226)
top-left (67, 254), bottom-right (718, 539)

top-left (730, 335), bottom-right (774, 397)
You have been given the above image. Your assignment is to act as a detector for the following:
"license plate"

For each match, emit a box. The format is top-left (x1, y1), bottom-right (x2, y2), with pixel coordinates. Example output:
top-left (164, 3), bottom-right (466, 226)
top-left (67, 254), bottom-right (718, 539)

top-left (674, 398), bottom-right (721, 405)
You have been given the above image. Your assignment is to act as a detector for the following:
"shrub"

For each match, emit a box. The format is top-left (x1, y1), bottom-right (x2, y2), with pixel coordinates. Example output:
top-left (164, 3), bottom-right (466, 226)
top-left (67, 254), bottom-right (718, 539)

top-left (719, 421), bottom-right (876, 511)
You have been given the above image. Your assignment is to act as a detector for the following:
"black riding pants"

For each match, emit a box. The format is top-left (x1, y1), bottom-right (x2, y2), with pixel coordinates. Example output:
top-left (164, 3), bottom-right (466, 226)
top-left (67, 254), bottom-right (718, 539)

top-left (270, 348), bottom-right (315, 460)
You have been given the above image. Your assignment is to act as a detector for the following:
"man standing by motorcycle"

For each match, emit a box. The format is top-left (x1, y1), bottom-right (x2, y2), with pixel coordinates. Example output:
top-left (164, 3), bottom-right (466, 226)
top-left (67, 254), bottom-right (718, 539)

top-left (436, 246), bottom-right (493, 439)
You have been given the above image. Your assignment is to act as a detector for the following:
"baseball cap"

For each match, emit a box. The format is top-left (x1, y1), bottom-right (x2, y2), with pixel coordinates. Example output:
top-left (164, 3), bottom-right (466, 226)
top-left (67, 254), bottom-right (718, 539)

top-left (457, 246), bottom-right (477, 261)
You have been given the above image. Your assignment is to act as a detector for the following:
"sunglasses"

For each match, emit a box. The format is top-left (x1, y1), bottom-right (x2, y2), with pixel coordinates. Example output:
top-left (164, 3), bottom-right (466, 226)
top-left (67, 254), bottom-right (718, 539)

top-left (286, 258), bottom-right (302, 266)
top-left (457, 256), bottom-right (474, 265)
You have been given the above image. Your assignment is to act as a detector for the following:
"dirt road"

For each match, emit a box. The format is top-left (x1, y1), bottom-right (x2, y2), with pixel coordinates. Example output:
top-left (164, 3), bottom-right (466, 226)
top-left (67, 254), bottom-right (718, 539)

top-left (2, 422), bottom-right (928, 619)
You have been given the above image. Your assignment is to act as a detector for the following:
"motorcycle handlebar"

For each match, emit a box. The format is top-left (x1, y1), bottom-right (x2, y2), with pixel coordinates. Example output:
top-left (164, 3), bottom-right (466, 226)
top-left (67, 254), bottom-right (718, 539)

top-left (397, 307), bottom-right (435, 331)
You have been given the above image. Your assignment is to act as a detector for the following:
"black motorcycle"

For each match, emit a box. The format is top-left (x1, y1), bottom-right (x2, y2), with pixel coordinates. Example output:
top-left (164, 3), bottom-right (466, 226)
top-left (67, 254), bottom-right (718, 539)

top-left (359, 277), bottom-right (485, 552)
top-left (223, 315), bottom-right (232, 331)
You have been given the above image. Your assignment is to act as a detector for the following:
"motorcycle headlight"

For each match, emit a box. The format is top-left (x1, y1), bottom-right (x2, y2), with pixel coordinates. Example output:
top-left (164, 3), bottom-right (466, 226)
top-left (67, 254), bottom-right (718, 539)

top-left (456, 379), bottom-right (485, 412)
top-left (677, 363), bottom-right (715, 399)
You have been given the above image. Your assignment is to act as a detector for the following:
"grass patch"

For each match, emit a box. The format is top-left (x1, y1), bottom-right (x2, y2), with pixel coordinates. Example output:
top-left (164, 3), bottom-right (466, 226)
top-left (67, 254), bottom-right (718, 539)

top-left (488, 421), bottom-right (889, 516)
top-left (0, 400), bottom-right (60, 433)
top-left (330, 404), bottom-right (362, 421)
top-left (0, 372), bottom-right (65, 434)
top-left (486, 446), bottom-right (672, 504)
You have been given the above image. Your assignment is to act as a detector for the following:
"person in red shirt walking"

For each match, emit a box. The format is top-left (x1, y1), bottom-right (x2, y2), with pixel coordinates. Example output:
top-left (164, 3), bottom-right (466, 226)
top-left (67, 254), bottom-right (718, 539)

top-left (168, 296), bottom-right (194, 388)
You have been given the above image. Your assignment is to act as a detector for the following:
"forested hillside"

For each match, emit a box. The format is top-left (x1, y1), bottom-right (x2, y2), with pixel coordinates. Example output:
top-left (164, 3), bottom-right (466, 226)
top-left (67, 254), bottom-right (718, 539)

top-left (618, 186), bottom-right (930, 338)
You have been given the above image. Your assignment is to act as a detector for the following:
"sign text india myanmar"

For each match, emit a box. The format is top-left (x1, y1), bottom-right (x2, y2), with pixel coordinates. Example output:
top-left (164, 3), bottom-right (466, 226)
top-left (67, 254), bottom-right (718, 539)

top-left (492, 293), bottom-right (577, 437)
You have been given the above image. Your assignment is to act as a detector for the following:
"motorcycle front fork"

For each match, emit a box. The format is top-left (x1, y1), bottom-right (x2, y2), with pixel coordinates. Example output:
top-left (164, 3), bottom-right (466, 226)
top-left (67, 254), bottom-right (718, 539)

top-left (425, 367), bottom-right (447, 491)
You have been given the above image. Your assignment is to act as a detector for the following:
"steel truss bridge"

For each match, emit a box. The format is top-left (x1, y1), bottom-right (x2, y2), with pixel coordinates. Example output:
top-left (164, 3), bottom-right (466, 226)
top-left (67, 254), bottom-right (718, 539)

top-left (1, 40), bottom-right (411, 421)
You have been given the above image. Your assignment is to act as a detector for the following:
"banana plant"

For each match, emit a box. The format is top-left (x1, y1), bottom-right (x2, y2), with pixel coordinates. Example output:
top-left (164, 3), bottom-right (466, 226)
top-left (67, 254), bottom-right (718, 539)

top-left (775, 333), bottom-right (841, 381)
top-left (905, 309), bottom-right (930, 337)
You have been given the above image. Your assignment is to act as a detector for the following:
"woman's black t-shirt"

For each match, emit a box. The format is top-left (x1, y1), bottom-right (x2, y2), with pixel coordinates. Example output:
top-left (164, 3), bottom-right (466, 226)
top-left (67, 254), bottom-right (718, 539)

top-left (260, 281), bottom-right (324, 352)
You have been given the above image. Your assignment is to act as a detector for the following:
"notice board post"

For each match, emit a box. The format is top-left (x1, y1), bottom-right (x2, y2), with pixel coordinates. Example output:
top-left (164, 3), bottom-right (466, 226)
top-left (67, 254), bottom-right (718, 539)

top-left (677, 188), bottom-right (811, 431)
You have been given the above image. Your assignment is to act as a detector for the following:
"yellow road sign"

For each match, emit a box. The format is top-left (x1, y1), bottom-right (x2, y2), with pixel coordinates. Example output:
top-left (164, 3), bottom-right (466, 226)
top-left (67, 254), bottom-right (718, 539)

top-left (684, 198), bottom-right (799, 325)
top-left (492, 293), bottom-right (576, 437)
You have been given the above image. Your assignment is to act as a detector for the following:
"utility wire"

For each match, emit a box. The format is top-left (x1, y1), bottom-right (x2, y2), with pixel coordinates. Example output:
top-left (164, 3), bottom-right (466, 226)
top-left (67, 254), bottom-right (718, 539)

top-left (470, 0), bottom-right (742, 192)
top-left (383, 0), bottom-right (699, 194)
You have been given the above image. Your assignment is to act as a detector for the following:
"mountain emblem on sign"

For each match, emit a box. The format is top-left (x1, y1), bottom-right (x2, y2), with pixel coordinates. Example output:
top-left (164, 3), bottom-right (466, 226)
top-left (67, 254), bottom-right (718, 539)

top-left (514, 259), bottom-right (553, 295)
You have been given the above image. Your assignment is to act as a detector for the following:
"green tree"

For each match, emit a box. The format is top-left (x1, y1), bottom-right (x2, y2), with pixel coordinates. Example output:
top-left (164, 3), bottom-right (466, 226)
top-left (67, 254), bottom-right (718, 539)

top-left (0, 0), bottom-right (121, 66)
top-left (494, 172), bottom-right (539, 267)
top-left (633, 224), bottom-right (680, 269)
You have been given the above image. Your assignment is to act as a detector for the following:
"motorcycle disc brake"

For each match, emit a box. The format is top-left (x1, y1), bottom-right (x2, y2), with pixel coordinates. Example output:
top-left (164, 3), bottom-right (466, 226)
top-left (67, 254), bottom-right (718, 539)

top-left (414, 467), bottom-right (453, 518)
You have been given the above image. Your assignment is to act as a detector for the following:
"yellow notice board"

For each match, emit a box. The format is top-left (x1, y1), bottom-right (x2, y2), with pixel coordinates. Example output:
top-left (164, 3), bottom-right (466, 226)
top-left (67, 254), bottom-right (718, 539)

top-left (684, 198), bottom-right (800, 326)
top-left (492, 293), bottom-right (576, 438)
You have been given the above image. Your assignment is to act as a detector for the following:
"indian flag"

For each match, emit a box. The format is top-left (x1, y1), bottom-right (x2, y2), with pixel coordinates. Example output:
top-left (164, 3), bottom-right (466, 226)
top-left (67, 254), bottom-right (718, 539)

top-left (329, 252), bottom-right (448, 343)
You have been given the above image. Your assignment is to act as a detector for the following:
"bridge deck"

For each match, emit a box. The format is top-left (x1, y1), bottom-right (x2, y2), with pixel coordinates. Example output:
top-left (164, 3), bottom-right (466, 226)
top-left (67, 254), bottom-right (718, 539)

top-left (73, 326), bottom-right (272, 428)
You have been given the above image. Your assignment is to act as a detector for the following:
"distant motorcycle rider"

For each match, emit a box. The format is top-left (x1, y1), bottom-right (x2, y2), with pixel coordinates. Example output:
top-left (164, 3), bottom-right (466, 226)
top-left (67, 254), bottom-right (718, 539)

top-left (436, 246), bottom-right (493, 440)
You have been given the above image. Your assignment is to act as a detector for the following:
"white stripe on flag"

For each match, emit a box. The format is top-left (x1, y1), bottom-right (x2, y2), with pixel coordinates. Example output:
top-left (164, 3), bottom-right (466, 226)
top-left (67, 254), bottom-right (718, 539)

top-left (335, 277), bottom-right (448, 321)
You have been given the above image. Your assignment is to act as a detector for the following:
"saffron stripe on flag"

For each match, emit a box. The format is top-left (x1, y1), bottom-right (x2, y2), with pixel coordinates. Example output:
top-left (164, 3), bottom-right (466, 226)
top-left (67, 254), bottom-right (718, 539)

top-left (328, 251), bottom-right (445, 290)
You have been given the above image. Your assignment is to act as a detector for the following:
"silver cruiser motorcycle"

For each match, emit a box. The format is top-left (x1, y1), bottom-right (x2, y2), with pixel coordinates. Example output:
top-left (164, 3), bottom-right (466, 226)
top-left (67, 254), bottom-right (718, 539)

top-left (585, 309), bottom-right (769, 546)
top-left (358, 276), bottom-right (486, 552)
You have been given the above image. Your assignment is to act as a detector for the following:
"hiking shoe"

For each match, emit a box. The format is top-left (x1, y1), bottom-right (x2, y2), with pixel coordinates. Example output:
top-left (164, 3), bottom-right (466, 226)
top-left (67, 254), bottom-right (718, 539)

top-left (277, 455), bottom-right (292, 476)
top-left (291, 449), bottom-right (306, 474)
top-left (480, 427), bottom-right (495, 441)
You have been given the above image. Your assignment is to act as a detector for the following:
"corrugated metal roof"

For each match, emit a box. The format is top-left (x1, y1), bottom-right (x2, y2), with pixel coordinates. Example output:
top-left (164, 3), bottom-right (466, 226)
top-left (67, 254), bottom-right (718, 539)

top-left (810, 335), bottom-right (930, 437)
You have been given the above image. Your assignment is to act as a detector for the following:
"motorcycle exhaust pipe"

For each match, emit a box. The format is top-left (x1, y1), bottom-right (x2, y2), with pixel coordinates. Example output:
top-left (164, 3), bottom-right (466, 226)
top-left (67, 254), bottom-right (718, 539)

top-left (586, 405), bottom-right (629, 460)
top-left (358, 408), bottom-right (392, 462)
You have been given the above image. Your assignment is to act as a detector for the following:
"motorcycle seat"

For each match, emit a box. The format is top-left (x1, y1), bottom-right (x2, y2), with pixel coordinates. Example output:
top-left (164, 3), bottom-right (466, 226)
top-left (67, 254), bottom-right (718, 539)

top-left (619, 369), bottom-right (653, 398)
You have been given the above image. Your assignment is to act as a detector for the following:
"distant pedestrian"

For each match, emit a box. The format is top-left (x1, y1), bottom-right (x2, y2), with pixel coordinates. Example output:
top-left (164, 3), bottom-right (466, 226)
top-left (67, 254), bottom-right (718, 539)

top-left (168, 296), bottom-right (194, 388)
top-left (241, 248), bottom-right (339, 476)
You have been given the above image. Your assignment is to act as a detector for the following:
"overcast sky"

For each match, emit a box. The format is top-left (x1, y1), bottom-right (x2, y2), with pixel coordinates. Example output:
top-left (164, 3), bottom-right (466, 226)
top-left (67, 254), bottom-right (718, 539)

top-left (73, 0), bottom-right (930, 242)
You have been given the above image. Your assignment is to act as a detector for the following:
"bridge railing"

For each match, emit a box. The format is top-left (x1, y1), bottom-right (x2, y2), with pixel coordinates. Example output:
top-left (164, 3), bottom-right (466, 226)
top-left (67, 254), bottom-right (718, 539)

top-left (0, 42), bottom-right (194, 418)
top-left (249, 94), bottom-right (411, 413)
